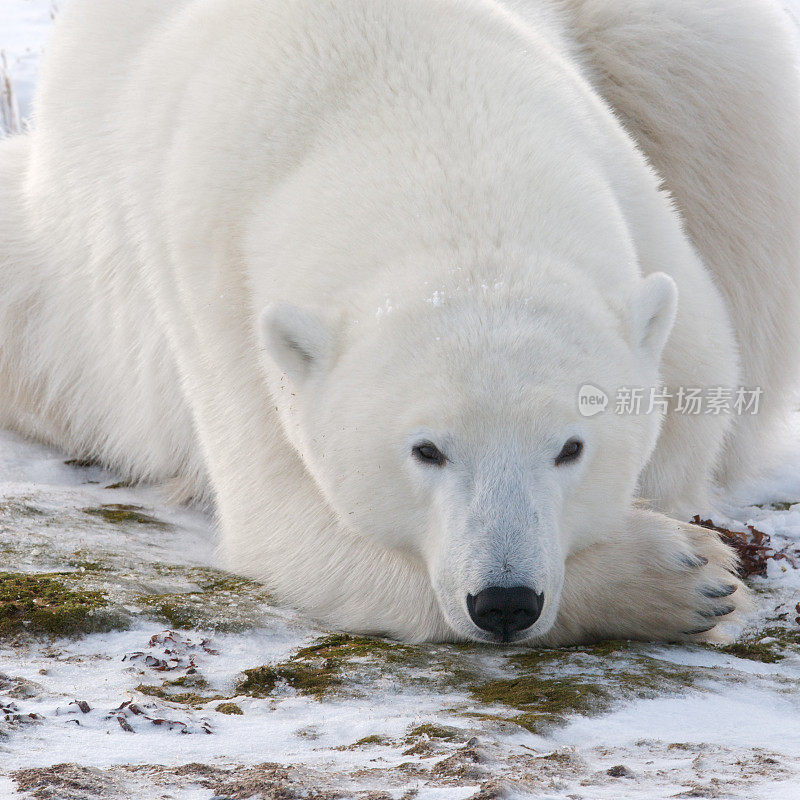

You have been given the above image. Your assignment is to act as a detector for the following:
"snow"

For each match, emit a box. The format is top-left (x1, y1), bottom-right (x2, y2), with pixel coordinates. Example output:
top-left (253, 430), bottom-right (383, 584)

top-left (2, 2), bottom-right (800, 798)
top-left (0, 0), bottom-right (54, 132)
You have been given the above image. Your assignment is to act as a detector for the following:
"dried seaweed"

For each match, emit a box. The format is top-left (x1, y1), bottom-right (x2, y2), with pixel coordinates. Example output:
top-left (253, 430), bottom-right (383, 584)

top-left (690, 516), bottom-right (798, 578)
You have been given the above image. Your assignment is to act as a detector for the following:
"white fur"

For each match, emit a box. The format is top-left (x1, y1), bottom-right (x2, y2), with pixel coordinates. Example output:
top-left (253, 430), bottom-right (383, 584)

top-left (1, 0), bottom-right (797, 643)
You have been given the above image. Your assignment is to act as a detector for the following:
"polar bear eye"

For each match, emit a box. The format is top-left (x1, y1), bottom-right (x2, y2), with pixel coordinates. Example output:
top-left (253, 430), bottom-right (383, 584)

top-left (555, 438), bottom-right (583, 466)
top-left (412, 442), bottom-right (447, 467)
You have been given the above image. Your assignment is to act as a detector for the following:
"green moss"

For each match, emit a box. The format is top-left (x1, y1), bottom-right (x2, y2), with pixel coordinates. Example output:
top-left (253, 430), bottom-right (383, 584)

top-left (0, 571), bottom-right (123, 636)
top-left (760, 626), bottom-right (800, 647)
top-left (402, 741), bottom-right (436, 756)
top-left (0, 501), bottom-right (49, 519)
top-left (139, 599), bottom-right (200, 630)
top-left (20, 504), bottom-right (47, 517)
top-left (215, 702), bottom-right (243, 715)
top-left (402, 723), bottom-right (461, 753)
top-left (136, 593), bottom-right (245, 631)
top-left (753, 501), bottom-right (796, 511)
top-left (352, 734), bottom-right (389, 747)
top-left (294, 633), bottom-right (411, 662)
top-left (66, 559), bottom-right (107, 573)
top-left (508, 641), bottom-right (630, 672)
top-left (81, 505), bottom-right (168, 528)
top-left (470, 675), bottom-right (608, 733)
top-left (499, 648), bottom-right (565, 670)
top-left (135, 679), bottom-right (224, 707)
top-left (579, 639), bottom-right (632, 658)
top-left (135, 567), bottom-right (275, 631)
top-left (237, 663), bottom-right (341, 699)
top-left (716, 626), bottom-right (800, 663)
top-left (134, 673), bottom-right (224, 708)
top-left (135, 684), bottom-right (216, 707)
top-left (717, 641), bottom-right (785, 663)
top-left (237, 633), bottom-right (419, 702)
top-left (235, 633), bottom-right (716, 725)
top-left (192, 573), bottom-right (264, 594)
top-left (168, 674), bottom-right (209, 690)
top-left (406, 723), bottom-right (459, 741)
top-left (461, 641), bottom-right (708, 734)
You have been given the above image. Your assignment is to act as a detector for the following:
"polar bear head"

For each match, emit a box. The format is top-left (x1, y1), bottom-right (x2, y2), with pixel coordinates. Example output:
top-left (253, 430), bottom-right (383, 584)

top-left (260, 271), bottom-right (677, 642)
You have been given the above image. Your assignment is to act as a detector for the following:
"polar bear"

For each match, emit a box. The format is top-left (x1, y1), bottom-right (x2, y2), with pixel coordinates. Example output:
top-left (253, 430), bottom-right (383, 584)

top-left (1, 0), bottom-right (798, 643)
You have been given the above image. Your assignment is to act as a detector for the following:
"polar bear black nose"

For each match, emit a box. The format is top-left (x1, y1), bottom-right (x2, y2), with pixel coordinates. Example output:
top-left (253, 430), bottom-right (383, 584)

top-left (466, 586), bottom-right (543, 641)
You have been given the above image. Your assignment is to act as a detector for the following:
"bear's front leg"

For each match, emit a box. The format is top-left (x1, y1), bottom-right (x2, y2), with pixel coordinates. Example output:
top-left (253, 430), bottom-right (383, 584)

top-left (541, 508), bottom-right (750, 646)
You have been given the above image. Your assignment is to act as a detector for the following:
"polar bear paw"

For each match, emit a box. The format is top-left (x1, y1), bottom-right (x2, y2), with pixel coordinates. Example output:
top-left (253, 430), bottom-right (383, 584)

top-left (657, 519), bottom-right (751, 643)
top-left (550, 509), bottom-right (751, 646)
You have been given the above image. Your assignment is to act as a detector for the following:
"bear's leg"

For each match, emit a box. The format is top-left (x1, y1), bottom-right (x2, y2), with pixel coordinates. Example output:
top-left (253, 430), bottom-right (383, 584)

top-left (0, 135), bottom-right (48, 439)
top-left (569, 0), bottom-right (800, 488)
top-left (541, 507), bottom-right (750, 645)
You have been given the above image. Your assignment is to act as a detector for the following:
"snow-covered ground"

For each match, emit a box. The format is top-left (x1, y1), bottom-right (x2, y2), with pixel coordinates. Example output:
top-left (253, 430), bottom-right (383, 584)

top-left (1, 429), bottom-right (799, 800)
top-left (2, 2), bottom-right (800, 799)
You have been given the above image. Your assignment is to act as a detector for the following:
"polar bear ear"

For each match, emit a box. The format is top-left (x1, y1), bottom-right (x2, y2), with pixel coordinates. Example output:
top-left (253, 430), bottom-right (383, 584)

top-left (260, 303), bottom-right (337, 382)
top-left (628, 272), bottom-right (678, 363)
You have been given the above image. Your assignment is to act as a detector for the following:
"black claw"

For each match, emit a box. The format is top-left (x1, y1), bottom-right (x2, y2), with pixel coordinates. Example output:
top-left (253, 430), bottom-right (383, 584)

top-left (702, 583), bottom-right (737, 598)
top-left (699, 603), bottom-right (737, 619)
top-left (683, 623), bottom-right (717, 636)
